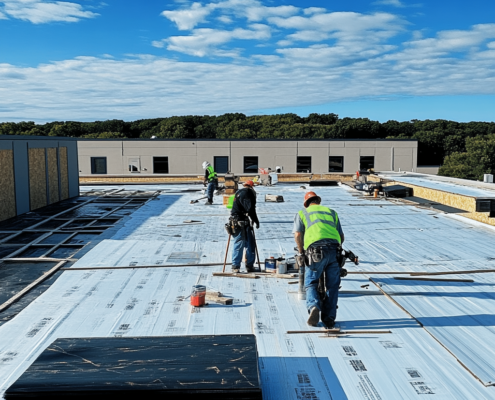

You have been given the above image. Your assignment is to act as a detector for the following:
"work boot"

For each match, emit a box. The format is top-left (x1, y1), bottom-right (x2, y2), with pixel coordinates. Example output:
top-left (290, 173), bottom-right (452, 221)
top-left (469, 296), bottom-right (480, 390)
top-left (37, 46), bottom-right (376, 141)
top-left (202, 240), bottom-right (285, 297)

top-left (246, 265), bottom-right (255, 273)
top-left (322, 318), bottom-right (335, 329)
top-left (205, 201), bottom-right (213, 205)
top-left (232, 266), bottom-right (240, 273)
top-left (307, 307), bottom-right (319, 327)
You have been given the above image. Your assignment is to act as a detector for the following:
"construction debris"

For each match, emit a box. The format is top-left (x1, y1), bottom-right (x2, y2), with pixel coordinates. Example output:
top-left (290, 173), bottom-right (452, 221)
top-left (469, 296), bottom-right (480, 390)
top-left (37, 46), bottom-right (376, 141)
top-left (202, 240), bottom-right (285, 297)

top-left (265, 194), bottom-right (284, 202)
top-left (205, 290), bottom-right (233, 305)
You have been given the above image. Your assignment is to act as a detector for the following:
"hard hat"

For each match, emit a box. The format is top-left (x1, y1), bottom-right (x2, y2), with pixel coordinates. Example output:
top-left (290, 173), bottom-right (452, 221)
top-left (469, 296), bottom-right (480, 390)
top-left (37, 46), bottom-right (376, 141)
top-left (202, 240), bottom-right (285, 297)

top-left (244, 180), bottom-right (254, 188)
top-left (304, 191), bottom-right (321, 208)
top-left (202, 161), bottom-right (210, 169)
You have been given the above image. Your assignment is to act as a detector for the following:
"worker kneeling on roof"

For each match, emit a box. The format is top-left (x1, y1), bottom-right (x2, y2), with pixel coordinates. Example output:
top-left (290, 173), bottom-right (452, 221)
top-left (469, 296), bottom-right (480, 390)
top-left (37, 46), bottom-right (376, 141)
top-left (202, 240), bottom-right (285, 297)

top-left (230, 180), bottom-right (260, 273)
top-left (202, 161), bottom-right (218, 205)
top-left (293, 191), bottom-right (345, 329)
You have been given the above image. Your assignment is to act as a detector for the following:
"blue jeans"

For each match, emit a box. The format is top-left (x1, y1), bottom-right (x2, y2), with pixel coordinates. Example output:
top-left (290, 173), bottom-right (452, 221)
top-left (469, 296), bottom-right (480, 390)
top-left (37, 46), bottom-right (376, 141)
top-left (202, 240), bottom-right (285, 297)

top-left (207, 180), bottom-right (218, 202)
top-left (305, 246), bottom-right (341, 323)
top-left (232, 225), bottom-right (256, 268)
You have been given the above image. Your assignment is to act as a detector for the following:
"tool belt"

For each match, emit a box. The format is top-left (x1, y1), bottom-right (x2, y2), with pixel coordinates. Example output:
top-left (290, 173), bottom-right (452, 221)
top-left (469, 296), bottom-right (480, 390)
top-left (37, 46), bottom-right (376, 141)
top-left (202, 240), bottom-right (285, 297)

top-left (225, 215), bottom-right (249, 236)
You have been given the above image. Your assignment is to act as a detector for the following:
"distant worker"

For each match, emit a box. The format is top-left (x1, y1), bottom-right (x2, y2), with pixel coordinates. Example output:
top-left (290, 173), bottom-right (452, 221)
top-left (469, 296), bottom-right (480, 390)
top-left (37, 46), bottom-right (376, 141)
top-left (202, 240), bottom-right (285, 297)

top-left (293, 191), bottom-right (344, 328)
top-left (229, 180), bottom-right (260, 273)
top-left (202, 161), bottom-right (218, 205)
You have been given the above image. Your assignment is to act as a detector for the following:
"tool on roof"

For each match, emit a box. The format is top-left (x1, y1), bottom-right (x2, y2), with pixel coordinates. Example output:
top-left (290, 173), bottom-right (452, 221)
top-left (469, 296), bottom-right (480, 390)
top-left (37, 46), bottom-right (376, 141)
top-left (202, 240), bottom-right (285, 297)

top-left (251, 220), bottom-right (262, 272)
top-left (190, 196), bottom-right (208, 204)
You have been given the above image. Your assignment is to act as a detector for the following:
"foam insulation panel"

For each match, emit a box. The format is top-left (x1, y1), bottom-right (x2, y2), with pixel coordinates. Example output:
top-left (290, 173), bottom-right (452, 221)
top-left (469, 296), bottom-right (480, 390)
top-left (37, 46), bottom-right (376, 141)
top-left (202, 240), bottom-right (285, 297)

top-left (59, 147), bottom-right (69, 200)
top-left (28, 148), bottom-right (47, 211)
top-left (0, 149), bottom-right (16, 221)
top-left (47, 148), bottom-right (59, 204)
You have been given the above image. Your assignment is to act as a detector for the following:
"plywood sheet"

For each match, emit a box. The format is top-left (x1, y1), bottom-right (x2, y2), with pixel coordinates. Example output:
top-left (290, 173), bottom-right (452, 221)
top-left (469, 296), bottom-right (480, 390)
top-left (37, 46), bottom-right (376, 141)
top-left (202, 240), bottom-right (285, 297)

top-left (59, 147), bottom-right (69, 200)
top-left (0, 149), bottom-right (16, 221)
top-left (47, 148), bottom-right (59, 204)
top-left (28, 148), bottom-right (47, 211)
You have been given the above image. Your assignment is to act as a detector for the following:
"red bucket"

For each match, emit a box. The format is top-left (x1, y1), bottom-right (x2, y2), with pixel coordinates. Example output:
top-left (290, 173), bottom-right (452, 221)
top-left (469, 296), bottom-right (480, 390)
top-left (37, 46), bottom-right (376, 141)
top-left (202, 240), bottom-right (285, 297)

top-left (190, 285), bottom-right (206, 307)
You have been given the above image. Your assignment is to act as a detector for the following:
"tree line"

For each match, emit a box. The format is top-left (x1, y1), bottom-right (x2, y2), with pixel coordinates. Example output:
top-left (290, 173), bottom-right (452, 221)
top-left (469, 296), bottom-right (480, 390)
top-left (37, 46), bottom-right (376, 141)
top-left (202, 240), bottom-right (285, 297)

top-left (1, 113), bottom-right (494, 181)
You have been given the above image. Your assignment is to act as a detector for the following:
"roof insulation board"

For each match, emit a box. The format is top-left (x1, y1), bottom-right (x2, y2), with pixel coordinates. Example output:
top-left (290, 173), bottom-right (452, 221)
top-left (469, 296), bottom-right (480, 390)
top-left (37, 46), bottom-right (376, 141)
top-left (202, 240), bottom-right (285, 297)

top-left (379, 174), bottom-right (495, 198)
top-left (1, 184), bottom-right (495, 399)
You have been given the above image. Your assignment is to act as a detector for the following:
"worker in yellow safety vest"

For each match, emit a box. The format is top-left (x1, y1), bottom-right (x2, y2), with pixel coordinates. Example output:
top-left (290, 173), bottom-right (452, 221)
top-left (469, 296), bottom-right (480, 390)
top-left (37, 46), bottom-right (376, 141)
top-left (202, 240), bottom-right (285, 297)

top-left (202, 161), bottom-right (218, 205)
top-left (293, 191), bottom-right (345, 328)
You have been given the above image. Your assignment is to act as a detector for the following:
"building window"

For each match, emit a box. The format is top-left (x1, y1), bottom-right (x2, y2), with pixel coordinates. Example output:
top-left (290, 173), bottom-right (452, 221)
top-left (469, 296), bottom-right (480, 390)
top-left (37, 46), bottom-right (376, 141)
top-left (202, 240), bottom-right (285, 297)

top-left (329, 156), bottom-right (344, 173)
top-left (91, 157), bottom-right (107, 174)
top-left (244, 156), bottom-right (258, 174)
top-left (297, 156), bottom-right (312, 173)
top-left (153, 157), bottom-right (169, 174)
top-left (128, 158), bottom-right (140, 173)
top-left (360, 156), bottom-right (375, 171)
top-left (214, 156), bottom-right (229, 174)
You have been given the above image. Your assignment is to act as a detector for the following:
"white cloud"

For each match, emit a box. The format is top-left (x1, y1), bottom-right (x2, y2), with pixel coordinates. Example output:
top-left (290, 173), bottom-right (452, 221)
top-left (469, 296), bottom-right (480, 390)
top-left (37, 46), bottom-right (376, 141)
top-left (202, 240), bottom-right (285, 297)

top-left (488, 41), bottom-right (495, 49)
top-left (165, 24), bottom-right (271, 57)
top-left (161, 2), bottom-right (211, 30)
top-left (217, 15), bottom-right (232, 23)
top-left (2, 25), bottom-right (495, 123)
top-left (303, 7), bottom-right (326, 15)
top-left (1, 0), bottom-right (98, 23)
top-left (373, 0), bottom-right (405, 7)
top-left (161, 0), bottom-right (298, 30)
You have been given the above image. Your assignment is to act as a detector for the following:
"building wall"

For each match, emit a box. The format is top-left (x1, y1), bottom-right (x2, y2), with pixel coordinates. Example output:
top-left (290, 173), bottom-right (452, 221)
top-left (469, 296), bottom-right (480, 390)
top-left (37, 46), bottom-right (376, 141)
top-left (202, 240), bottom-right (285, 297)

top-left (77, 139), bottom-right (418, 176)
top-left (0, 136), bottom-right (79, 222)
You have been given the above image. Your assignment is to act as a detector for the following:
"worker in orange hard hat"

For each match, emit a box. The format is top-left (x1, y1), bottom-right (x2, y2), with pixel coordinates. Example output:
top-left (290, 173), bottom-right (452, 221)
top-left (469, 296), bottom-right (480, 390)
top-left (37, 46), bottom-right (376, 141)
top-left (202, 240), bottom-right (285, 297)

top-left (228, 179), bottom-right (259, 273)
top-left (293, 191), bottom-right (345, 329)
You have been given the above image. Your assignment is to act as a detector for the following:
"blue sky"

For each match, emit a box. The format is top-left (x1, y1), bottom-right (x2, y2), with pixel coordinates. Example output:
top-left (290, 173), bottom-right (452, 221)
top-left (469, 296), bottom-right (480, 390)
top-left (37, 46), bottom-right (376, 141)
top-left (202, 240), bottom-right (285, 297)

top-left (0, 0), bottom-right (494, 123)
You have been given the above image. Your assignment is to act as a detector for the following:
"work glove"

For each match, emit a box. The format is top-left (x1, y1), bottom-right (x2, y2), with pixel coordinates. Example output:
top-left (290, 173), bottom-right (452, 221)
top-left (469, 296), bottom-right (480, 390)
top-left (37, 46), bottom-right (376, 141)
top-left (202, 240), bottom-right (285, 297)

top-left (255, 222), bottom-right (260, 229)
top-left (340, 268), bottom-right (348, 278)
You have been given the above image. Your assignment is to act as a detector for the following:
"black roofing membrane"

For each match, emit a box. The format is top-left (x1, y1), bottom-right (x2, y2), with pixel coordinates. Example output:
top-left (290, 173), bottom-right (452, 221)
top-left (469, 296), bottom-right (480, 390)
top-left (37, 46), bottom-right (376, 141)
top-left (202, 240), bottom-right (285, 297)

top-left (5, 335), bottom-right (262, 400)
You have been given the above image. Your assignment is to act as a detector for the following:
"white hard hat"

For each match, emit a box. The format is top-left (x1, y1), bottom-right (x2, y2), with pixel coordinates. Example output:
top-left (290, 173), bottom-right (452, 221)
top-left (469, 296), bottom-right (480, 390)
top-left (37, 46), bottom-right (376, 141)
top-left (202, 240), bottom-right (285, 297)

top-left (202, 161), bottom-right (210, 169)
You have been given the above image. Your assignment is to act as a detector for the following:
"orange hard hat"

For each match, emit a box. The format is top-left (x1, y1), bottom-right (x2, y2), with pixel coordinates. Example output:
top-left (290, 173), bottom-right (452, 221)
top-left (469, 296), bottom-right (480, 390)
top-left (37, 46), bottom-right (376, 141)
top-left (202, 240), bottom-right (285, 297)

top-left (244, 180), bottom-right (254, 188)
top-left (304, 191), bottom-right (321, 208)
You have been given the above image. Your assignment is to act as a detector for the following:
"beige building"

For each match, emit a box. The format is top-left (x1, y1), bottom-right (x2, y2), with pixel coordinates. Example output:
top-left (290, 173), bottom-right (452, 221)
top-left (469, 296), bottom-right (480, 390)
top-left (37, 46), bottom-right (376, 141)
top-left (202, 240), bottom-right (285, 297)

top-left (77, 139), bottom-right (419, 176)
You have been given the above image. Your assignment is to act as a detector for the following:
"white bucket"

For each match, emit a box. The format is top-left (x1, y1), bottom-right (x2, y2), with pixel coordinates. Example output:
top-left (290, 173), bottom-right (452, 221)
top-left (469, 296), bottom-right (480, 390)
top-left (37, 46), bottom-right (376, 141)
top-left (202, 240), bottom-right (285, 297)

top-left (484, 174), bottom-right (494, 183)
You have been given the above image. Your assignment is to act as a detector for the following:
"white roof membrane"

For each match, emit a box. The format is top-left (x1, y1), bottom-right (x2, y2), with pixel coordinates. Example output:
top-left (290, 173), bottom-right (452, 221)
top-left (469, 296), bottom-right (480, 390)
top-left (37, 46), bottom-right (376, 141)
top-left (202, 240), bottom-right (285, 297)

top-left (1, 184), bottom-right (495, 399)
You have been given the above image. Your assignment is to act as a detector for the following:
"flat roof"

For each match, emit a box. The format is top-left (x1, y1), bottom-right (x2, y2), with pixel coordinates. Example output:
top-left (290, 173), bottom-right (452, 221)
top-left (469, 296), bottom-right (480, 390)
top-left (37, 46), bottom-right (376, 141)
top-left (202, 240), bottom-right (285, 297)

top-left (378, 172), bottom-right (495, 198)
top-left (0, 135), bottom-right (78, 141)
top-left (77, 138), bottom-right (418, 142)
top-left (1, 183), bottom-right (495, 398)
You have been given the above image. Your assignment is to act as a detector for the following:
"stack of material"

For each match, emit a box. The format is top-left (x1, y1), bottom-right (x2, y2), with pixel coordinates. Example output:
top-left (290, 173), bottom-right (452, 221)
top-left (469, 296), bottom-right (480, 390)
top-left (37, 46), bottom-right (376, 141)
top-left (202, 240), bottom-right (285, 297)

top-left (224, 174), bottom-right (238, 195)
top-left (5, 335), bottom-right (262, 400)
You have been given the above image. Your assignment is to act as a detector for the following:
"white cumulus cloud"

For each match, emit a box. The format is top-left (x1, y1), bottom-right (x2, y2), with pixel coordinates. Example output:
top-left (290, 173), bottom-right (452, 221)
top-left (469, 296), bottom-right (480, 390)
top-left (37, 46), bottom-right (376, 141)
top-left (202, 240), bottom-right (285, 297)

top-left (161, 2), bottom-right (211, 30)
top-left (165, 24), bottom-right (271, 57)
top-left (0, 0), bottom-right (98, 23)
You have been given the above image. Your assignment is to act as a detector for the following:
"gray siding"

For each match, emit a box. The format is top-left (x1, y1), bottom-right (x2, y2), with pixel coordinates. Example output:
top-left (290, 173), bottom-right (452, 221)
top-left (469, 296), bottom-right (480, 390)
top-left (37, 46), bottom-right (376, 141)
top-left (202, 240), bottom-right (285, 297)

top-left (78, 139), bottom-right (418, 175)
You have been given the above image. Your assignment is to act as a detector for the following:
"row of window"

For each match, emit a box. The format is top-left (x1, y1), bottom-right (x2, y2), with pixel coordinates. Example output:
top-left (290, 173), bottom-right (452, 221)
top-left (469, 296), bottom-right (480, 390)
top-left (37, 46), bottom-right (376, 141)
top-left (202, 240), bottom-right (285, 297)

top-left (90, 156), bottom-right (375, 174)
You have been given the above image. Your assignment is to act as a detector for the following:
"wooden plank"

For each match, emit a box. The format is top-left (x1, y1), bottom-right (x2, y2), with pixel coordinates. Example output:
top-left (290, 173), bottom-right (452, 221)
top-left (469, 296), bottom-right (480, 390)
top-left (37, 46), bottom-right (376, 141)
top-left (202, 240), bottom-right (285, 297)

top-left (213, 272), bottom-right (259, 279)
top-left (62, 262), bottom-right (231, 271)
top-left (0, 149), bottom-right (16, 222)
top-left (394, 277), bottom-right (475, 283)
top-left (28, 148), bottom-right (47, 210)
top-left (205, 290), bottom-right (233, 305)
top-left (0, 261), bottom-right (67, 313)
top-left (410, 269), bottom-right (495, 276)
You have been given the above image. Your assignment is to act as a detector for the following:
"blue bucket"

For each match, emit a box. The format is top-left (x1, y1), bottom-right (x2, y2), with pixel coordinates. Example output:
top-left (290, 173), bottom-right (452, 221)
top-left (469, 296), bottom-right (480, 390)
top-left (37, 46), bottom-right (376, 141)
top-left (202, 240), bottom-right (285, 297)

top-left (265, 258), bottom-right (276, 273)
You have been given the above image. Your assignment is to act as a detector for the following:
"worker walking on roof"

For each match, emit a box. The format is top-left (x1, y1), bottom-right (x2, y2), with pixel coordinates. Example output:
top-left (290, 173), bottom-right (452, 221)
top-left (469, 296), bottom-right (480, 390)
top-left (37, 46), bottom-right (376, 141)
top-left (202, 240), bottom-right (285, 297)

top-left (230, 180), bottom-right (260, 273)
top-left (202, 161), bottom-right (218, 205)
top-left (293, 191), bottom-right (345, 328)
